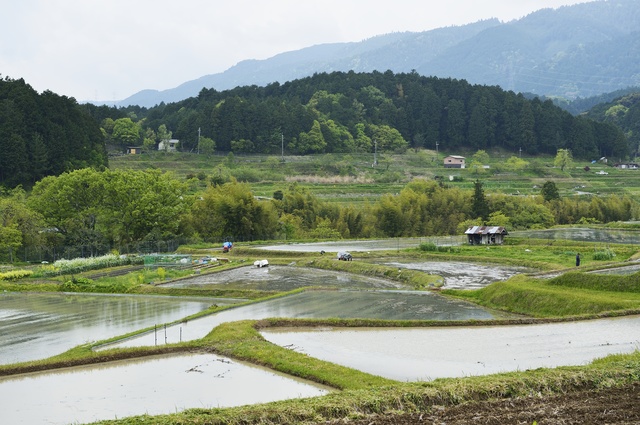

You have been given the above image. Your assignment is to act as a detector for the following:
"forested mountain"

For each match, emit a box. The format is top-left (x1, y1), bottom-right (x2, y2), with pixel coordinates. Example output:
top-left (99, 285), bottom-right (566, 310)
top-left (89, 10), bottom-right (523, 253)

top-left (93, 71), bottom-right (629, 161)
top-left (584, 92), bottom-right (640, 154)
top-left (0, 77), bottom-right (108, 188)
top-left (529, 87), bottom-right (640, 115)
top-left (112, 0), bottom-right (640, 108)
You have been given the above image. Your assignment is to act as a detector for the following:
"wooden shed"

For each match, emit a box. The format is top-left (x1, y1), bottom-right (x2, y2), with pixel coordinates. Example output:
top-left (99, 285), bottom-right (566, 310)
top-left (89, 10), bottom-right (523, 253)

top-left (465, 226), bottom-right (508, 245)
top-left (126, 146), bottom-right (143, 155)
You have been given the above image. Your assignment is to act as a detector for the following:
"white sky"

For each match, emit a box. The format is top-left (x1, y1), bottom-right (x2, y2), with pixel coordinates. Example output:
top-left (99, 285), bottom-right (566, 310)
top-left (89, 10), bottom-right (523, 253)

top-left (0, 0), bottom-right (591, 102)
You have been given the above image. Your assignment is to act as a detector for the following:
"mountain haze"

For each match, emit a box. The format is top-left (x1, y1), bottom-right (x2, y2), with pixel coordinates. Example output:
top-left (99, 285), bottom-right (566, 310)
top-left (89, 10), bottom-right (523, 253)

top-left (113, 0), bottom-right (640, 108)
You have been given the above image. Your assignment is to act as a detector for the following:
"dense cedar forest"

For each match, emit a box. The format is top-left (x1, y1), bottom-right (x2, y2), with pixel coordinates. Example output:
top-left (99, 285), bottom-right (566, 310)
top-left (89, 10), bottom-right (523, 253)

top-left (0, 77), bottom-right (107, 188)
top-left (585, 92), bottom-right (640, 154)
top-left (85, 71), bottom-right (630, 161)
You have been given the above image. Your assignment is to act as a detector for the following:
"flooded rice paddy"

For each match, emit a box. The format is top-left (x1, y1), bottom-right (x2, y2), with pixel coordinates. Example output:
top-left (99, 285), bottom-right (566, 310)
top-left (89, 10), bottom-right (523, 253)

top-left (105, 289), bottom-right (513, 349)
top-left (256, 236), bottom-right (462, 253)
top-left (164, 264), bottom-right (406, 291)
top-left (512, 227), bottom-right (640, 244)
top-left (3, 239), bottom-right (640, 424)
top-left (0, 352), bottom-right (330, 425)
top-left (380, 260), bottom-right (531, 289)
top-left (262, 315), bottom-right (640, 381)
top-left (0, 292), bottom-right (240, 365)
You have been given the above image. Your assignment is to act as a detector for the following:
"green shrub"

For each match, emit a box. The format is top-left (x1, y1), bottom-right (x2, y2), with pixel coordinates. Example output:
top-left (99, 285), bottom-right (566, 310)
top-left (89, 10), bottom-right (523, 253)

top-left (156, 267), bottom-right (166, 280)
top-left (419, 243), bottom-right (461, 253)
top-left (419, 242), bottom-right (438, 252)
top-left (0, 270), bottom-right (33, 281)
top-left (60, 277), bottom-right (94, 292)
top-left (592, 249), bottom-right (616, 261)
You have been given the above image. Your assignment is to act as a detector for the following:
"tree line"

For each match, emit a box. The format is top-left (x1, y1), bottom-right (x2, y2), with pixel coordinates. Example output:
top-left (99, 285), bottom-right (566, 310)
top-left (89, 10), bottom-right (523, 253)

top-left (84, 71), bottom-right (630, 161)
top-left (1, 168), bottom-right (637, 262)
top-left (585, 92), bottom-right (640, 158)
top-left (0, 76), bottom-right (108, 188)
top-left (1, 72), bottom-right (632, 190)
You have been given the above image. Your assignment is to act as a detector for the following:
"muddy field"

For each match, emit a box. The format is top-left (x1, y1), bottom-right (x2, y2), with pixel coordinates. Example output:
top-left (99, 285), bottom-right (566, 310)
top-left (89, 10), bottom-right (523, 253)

top-left (323, 383), bottom-right (640, 424)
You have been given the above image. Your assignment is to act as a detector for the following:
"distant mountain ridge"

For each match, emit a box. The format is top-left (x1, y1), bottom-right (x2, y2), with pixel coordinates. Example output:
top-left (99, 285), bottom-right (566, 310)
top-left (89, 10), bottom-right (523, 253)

top-left (109, 0), bottom-right (640, 108)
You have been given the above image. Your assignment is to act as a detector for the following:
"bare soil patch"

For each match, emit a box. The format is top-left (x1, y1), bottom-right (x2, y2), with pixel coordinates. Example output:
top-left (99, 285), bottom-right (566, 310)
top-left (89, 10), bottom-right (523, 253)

top-left (323, 383), bottom-right (640, 425)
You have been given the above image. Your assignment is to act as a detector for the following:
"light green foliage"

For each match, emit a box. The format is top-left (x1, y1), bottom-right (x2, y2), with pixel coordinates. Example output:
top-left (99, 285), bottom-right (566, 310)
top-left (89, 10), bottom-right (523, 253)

top-left (190, 180), bottom-right (278, 241)
top-left (505, 156), bottom-right (528, 171)
top-left (0, 187), bottom-right (44, 258)
top-left (296, 120), bottom-right (327, 154)
top-left (489, 193), bottom-right (554, 229)
top-left (592, 248), bottom-right (616, 261)
top-left (375, 179), bottom-right (469, 237)
top-left (320, 119), bottom-right (355, 153)
top-left (102, 170), bottom-right (190, 244)
top-left (472, 150), bottom-right (490, 165)
top-left (604, 104), bottom-right (628, 123)
top-left (554, 148), bottom-right (573, 172)
top-left (335, 205), bottom-right (366, 238)
top-left (487, 211), bottom-right (511, 228)
top-left (28, 168), bottom-right (190, 247)
top-left (353, 123), bottom-right (372, 151)
top-left (277, 213), bottom-right (305, 240)
top-left (368, 123), bottom-right (408, 153)
top-left (198, 136), bottom-right (216, 155)
top-left (142, 127), bottom-right (156, 151)
top-left (547, 194), bottom-right (635, 225)
top-left (230, 138), bottom-right (253, 153)
top-left (156, 267), bottom-right (166, 280)
top-left (27, 168), bottom-right (106, 249)
top-left (468, 159), bottom-right (487, 174)
top-left (0, 269), bottom-right (32, 281)
top-left (457, 218), bottom-right (479, 234)
top-left (418, 242), bottom-right (460, 254)
top-left (469, 149), bottom-right (490, 173)
top-left (112, 118), bottom-right (141, 146)
top-left (279, 183), bottom-right (326, 232)
top-left (156, 124), bottom-right (172, 150)
top-left (309, 217), bottom-right (342, 239)
top-left (0, 224), bottom-right (22, 262)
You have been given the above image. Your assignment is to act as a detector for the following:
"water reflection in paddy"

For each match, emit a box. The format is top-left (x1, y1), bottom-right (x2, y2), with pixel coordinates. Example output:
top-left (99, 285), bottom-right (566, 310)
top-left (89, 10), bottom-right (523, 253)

top-left (262, 315), bottom-right (640, 382)
top-left (513, 227), bottom-right (640, 244)
top-left (107, 290), bottom-right (513, 349)
top-left (0, 292), bottom-right (241, 365)
top-left (0, 352), bottom-right (329, 425)
top-left (381, 260), bottom-right (531, 289)
top-left (164, 265), bottom-right (406, 291)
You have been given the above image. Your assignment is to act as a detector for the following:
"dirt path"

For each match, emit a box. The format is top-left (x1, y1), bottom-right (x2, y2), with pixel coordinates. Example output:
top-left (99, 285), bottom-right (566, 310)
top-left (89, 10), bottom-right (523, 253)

top-left (324, 383), bottom-right (640, 424)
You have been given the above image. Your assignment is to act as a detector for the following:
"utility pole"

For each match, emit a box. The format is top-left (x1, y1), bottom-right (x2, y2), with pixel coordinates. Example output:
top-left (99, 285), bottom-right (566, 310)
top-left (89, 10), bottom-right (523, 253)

top-left (197, 127), bottom-right (201, 154)
top-left (519, 147), bottom-right (522, 158)
top-left (281, 133), bottom-right (284, 162)
top-left (435, 141), bottom-right (439, 158)
top-left (373, 139), bottom-right (378, 166)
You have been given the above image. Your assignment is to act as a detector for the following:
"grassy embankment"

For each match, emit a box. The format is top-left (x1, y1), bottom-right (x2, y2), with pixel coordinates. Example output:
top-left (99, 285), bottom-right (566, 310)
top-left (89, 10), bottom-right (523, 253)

top-left (449, 273), bottom-right (640, 318)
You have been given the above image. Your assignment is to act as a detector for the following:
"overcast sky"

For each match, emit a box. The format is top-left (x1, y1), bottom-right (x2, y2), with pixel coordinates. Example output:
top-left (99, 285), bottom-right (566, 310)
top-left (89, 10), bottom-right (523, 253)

top-left (1, 0), bottom-right (592, 102)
